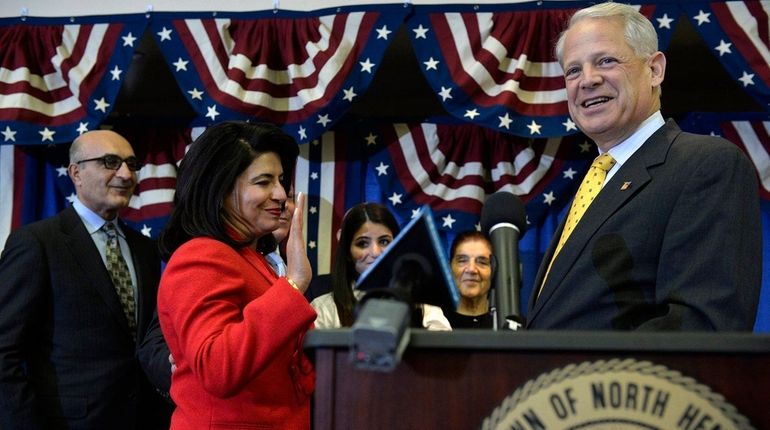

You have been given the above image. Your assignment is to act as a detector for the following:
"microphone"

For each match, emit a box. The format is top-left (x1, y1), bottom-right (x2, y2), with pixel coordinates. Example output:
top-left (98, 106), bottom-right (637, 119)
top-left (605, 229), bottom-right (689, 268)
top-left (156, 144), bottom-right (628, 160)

top-left (480, 192), bottom-right (527, 330)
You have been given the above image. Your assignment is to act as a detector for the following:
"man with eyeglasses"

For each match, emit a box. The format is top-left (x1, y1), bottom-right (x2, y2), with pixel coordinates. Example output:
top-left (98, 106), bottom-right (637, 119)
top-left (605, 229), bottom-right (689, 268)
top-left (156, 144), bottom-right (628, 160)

top-left (445, 230), bottom-right (495, 329)
top-left (0, 130), bottom-right (172, 429)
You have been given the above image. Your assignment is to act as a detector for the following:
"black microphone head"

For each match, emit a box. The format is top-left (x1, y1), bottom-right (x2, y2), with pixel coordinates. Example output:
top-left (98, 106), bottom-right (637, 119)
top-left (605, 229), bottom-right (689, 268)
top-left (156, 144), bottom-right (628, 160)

top-left (480, 192), bottom-right (527, 235)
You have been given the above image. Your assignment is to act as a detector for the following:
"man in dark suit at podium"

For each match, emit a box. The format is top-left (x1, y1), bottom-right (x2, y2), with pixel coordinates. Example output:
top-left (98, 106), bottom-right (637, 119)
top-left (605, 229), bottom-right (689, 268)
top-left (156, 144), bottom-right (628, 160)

top-left (527, 2), bottom-right (761, 330)
top-left (0, 130), bottom-right (171, 429)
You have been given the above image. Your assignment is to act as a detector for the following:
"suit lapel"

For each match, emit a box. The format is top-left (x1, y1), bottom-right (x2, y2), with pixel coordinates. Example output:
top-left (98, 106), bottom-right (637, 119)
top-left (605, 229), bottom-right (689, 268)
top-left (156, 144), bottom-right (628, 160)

top-left (528, 121), bottom-right (678, 324)
top-left (240, 246), bottom-right (278, 285)
top-left (59, 207), bottom-right (133, 337)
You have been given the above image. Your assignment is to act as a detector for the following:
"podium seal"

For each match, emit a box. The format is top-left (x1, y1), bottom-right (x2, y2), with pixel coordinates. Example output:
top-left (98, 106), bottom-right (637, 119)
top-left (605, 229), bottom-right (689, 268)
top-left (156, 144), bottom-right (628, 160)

top-left (482, 358), bottom-right (753, 430)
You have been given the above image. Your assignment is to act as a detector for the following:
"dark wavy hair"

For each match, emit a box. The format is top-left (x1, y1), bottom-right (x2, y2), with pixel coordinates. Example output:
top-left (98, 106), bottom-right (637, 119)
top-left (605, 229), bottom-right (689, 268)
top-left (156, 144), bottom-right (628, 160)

top-left (159, 121), bottom-right (298, 260)
top-left (331, 202), bottom-right (400, 327)
top-left (450, 230), bottom-right (492, 260)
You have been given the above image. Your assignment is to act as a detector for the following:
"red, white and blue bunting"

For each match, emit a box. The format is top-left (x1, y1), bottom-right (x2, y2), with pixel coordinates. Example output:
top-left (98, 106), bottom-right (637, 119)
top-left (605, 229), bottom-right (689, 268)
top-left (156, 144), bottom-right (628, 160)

top-left (2, 1), bottom-right (770, 331)
top-left (0, 15), bottom-right (147, 145)
top-left (0, 125), bottom-right (189, 240)
top-left (364, 120), bottom-right (593, 229)
top-left (290, 117), bottom-right (595, 277)
top-left (404, 2), bottom-right (680, 137)
top-left (679, 112), bottom-right (770, 200)
top-left (148, 5), bottom-right (410, 144)
top-left (2, 113), bottom-right (770, 330)
top-left (681, 1), bottom-right (770, 111)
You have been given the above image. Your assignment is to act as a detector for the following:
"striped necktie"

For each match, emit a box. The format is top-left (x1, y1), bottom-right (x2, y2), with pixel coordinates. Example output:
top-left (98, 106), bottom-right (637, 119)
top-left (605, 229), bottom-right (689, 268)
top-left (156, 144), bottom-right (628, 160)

top-left (103, 222), bottom-right (136, 339)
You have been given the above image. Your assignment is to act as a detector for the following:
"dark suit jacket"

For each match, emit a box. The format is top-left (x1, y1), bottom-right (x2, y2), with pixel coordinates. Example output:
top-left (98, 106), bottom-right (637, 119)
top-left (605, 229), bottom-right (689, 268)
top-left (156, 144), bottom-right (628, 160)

top-left (0, 206), bottom-right (172, 429)
top-left (527, 120), bottom-right (762, 331)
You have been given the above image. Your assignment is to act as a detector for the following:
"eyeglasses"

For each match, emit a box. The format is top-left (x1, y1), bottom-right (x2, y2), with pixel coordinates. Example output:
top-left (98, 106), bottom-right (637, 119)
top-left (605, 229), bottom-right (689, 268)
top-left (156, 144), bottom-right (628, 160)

top-left (76, 154), bottom-right (140, 171)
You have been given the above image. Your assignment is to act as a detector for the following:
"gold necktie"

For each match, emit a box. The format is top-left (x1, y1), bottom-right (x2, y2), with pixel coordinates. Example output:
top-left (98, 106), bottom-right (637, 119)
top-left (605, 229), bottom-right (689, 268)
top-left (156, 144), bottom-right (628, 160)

top-left (539, 153), bottom-right (616, 296)
top-left (103, 222), bottom-right (137, 339)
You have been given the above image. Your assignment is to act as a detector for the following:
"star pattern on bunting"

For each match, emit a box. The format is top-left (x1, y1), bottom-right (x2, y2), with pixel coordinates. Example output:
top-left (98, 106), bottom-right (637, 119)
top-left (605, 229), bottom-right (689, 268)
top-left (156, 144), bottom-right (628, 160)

top-left (110, 66), bottom-right (123, 80)
top-left (499, 113), bottom-right (513, 129)
top-left (173, 58), bottom-right (189, 71)
top-left (693, 10), bottom-right (711, 26)
top-left (413, 25), bottom-right (429, 39)
top-left (94, 98), bottom-right (110, 113)
top-left (122, 32), bottom-right (137, 47)
top-left (542, 191), bottom-right (556, 205)
top-left (714, 40), bottom-right (732, 56)
top-left (205, 105), bottom-right (220, 120)
top-left (388, 192), bottom-right (403, 205)
top-left (343, 87), bottom-right (357, 102)
top-left (376, 25), bottom-right (392, 40)
top-left (442, 214), bottom-right (456, 229)
top-left (157, 27), bottom-right (173, 41)
top-left (739, 72), bottom-right (755, 87)
top-left (405, 11), bottom-right (589, 137)
top-left (0, 19), bottom-right (142, 146)
top-left (375, 162), bottom-right (389, 176)
top-left (656, 14), bottom-right (674, 29)
top-left (359, 58), bottom-right (375, 73)
top-left (317, 114), bottom-right (331, 127)
top-left (188, 88), bottom-right (204, 100)
top-left (39, 128), bottom-right (55, 142)
top-left (439, 86), bottom-right (452, 101)
top-left (2, 126), bottom-right (17, 142)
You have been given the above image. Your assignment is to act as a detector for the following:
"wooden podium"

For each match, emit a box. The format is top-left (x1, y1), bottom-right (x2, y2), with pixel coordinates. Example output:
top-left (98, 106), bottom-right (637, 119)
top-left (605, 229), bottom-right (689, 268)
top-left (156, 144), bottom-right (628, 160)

top-left (305, 330), bottom-right (770, 429)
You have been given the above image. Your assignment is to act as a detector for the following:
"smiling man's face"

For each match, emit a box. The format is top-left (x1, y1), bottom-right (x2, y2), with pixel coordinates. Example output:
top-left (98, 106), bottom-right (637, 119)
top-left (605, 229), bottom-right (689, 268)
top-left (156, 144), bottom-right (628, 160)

top-left (561, 16), bottom-right (664, 150)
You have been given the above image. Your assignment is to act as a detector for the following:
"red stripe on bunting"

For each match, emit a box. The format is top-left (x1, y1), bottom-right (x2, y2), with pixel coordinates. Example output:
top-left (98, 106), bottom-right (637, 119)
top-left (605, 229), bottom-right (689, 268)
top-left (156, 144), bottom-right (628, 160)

top-left (429, 10), bottom-right (572, 116)
top-left (746, 1), bottom-right (770, 47)
top-left (113, 125), bottom-right (189, 223)
top-left (73, 24), bottom-right (123, 115)
top-left (329, 137), bottom-right (349, 262)
top-left (720, 120), bottom-right (770, 200)
top-left (174, 13), bottom-right (379, 123)
top-left (0, 23), bottom-right (123, 124)
top-left (122, 202), bottom-right (173, 221)
top-left (384, 124), bottom-right (485, 214)
top-left (224, 17), bottom-right (348, 95)
top-left (0, 81), bottom-right (72, 106)
top-left (711, 1), bottom-right (770, 88)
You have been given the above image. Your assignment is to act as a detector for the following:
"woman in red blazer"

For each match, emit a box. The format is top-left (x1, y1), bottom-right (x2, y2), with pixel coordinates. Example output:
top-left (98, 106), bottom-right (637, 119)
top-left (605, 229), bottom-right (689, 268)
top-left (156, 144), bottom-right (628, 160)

top-left (157, 121), bottom-right (316, 429)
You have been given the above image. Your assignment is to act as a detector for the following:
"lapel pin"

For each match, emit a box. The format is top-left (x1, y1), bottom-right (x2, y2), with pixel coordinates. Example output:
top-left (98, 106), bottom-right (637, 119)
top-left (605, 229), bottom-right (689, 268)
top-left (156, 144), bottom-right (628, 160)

top-left (620, 181), bottom-right (632, 191)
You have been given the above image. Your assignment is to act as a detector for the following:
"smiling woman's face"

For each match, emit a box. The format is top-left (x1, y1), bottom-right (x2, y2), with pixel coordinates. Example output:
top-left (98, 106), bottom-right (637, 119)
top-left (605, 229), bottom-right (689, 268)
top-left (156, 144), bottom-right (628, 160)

top-left (349, 221), bottom-right (395, 275)
top-left (225, 151), bottom-right (287, 239)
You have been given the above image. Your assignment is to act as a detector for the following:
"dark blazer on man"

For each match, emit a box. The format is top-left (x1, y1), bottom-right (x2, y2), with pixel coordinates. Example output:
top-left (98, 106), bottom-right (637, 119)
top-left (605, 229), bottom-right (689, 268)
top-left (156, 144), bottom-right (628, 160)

top-left (527, 120), bottom-right (762, 331)
top-left (0, 206), bottom-right (172, 429)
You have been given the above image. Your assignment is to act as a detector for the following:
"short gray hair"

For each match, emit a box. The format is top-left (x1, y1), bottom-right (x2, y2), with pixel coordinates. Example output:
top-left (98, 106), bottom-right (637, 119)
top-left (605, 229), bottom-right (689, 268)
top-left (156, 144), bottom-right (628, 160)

top-left (554, 2), bottom-right (659, 64)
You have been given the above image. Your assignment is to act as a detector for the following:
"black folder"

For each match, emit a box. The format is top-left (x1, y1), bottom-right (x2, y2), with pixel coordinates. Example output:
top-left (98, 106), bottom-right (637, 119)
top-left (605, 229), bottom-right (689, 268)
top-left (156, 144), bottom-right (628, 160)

top-left (356, 205), bottom-right (460, 311)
